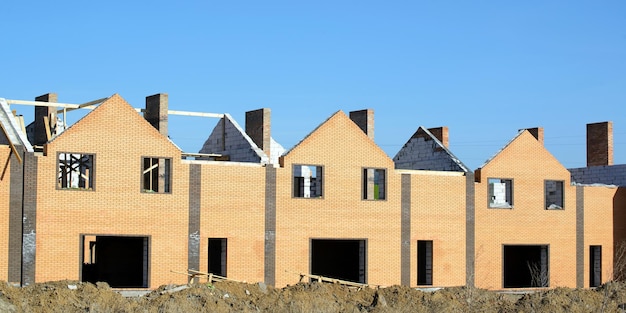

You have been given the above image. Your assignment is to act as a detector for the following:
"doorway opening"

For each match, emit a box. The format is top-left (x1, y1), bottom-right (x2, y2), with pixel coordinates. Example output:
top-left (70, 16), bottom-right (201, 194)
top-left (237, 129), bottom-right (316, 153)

top-left (311, 239), bottom-right (366, 283)
top-left (81, 235), bottom-right (149, 288)
top-left (208, 238), bottom-right (227, 277)
top-left (503, 245), bottom-right (548, 288)
top-left (417, 240), bottom-right (433, 285)
top-left (590, 245), bottom-right (602, 287)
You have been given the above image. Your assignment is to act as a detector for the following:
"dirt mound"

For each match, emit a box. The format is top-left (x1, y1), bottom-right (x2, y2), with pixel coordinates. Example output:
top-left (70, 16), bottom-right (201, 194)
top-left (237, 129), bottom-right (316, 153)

top-left (2, 280), bottom-right (626, 312)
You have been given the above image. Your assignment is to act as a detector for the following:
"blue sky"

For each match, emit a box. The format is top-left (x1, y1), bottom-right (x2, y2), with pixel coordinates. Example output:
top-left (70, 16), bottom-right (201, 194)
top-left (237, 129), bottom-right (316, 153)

top-left (1, 1), bottom-right (624, 169)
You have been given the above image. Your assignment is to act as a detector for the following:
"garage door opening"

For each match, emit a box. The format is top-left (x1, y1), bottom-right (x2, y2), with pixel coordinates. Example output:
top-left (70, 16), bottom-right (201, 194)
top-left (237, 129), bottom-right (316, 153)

top-left (311, 239), bottom-right (366, 284)
top-left (503, 245), bottom-right (548, 288)
top-left (81, 235), bottom-right (149, 288)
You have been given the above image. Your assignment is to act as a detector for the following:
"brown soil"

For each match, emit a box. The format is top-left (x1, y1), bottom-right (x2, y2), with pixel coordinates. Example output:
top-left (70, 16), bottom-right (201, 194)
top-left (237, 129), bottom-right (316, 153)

top-left (2, 280), bottom-right (626, 312)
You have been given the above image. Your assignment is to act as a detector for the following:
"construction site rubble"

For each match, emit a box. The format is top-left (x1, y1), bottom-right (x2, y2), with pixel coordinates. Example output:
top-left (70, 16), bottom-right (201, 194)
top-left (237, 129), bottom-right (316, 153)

top-left (2, 280), bottom-right (626, 312)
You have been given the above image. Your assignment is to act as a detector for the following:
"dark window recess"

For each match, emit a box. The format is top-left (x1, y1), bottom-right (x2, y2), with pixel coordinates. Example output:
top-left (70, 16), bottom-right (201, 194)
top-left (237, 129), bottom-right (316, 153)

top-left (311, 239), bottom-right (366, 284)
top-left (590, 245), bottom-right (602, 287)
top-left (142, 157), bottom-right (171, 193)
top-left (208, 238), bottom-right (227, 277)
top-left (417, 240), bottom-right (433, 285)
top-left (503, 245), bottom-right (549, 288)
top-left (293, 165), bottom-right (323, 198)
top-left (363, 168), bottom-right (386, 200)
top-left (58, 153), bottom-right (94, 190)
top-left (545, 180), bottom-right (564, 210)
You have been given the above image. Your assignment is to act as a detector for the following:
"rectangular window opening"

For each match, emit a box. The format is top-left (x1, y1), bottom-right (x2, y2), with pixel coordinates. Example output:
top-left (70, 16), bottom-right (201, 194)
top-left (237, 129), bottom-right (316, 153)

top-left (142, 157), bottom-right (171, 193)
top-left (545, 180), bottom-right (564, 210)
top-left (293, 165), bottom-right (323, 198)
top-left (488, 178), bottom-right (513, 208)
top-left (363, 168), bottom-right (386, 200)
top-left (58, 153), bottom-right (94, 190)
top-left (208, 238), bottom-right (227, 277)
top-left (417, 240), bottom-right (433, 285)
top-left (590, 245), bottom-right (602, 287)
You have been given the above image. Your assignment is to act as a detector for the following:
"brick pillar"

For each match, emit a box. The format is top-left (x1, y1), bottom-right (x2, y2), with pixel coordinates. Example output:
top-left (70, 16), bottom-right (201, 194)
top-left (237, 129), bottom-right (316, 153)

top-left (587, 121), bottom-right (613, 167)
top-left (428, 126), bottom-right (449, 148)
top-left (349, 109), bottom-right (374, 140)
top-left (145, 93), bottom-right (168, 136)
top-left (246, 108), bottom-right (271, 158)
top-left (33, 93), bottom-right (57, 146)
top-left (519, 127), bottom-right (544, 145)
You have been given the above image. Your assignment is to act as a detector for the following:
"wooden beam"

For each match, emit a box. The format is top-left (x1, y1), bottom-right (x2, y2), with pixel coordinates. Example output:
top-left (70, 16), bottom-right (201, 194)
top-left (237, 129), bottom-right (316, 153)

top-left (7, 99), bottom-right (92, 110)
top-left (167, 110), bottom-right (224, 118)
top-left (138, 108), bottom-right (224, 118)
top-left (56, 97), bottom-right (109, 113)
top-left (16, 116), bottom-right (26, 134)
top-left (181, 152), bottom-right (224, 158)
top-left (43, 116), bottom-right (52, 141)
top-left (0, 121), bottom-right (22, 164)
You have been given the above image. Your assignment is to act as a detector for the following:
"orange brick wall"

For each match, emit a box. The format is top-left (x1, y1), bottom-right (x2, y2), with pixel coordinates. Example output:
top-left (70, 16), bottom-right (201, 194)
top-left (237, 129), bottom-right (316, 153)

top-left (34, 95), bottom-right (189, 287)
top-left (275, 111), bottom-right (402, 287)
top-left (0, 146), bottom-right (11, 281)
top-left (475, 131), bottom-right (577, 289)
top-left (614, 189), bottom-right (626, 250)
top-left (410, 172), bottom-right (467, 287)
top-left (583, 186), bottom-right (616, 286)
top-left (197, 162), bottom-right (266, 283)
top-left (5, 98), bottom-right (624, 291)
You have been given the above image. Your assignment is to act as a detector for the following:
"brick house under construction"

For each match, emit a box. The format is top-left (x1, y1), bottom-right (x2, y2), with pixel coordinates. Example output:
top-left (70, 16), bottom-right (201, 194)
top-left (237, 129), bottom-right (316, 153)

top-left (0, 93), bottom-right (624, 290)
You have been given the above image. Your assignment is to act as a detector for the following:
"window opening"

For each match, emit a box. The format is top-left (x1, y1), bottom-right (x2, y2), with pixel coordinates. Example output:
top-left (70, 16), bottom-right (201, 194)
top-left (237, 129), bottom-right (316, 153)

top-left (58, 153), bottom-right (94, 190)
top-left (488, 178), bottom-right (513, 208)
top-left (363, 168), bottom-right (386, 200)
top-left (142, 157), bottom-right (171, 193)
top-left (418, 240), bottom-right (433, 285)
top-left (590, 245), bottom-right (602, 287)
top-left (208, 238), bottom-right (227, 277)
top-left (293, 165), bottom-right (323, 198)
top-left (545, 180), bottom-right (564, 210)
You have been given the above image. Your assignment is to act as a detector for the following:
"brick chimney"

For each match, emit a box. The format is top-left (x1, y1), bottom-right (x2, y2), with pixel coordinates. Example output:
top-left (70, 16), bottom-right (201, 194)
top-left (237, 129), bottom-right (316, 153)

top-left (587, 121), bottom-right (613, 167)
top-left (520, 127), bottom-right (544, 145)
top-left (428, 126), bottom-right (449, 148)
top-left (145, 93), bottom-right (168, 136)
top-left (34, 93), bottom-right (58, 145)
top-left (349, 109), bottom-right (374, 140)
top-left (246, 108), bottom-right (271, 158)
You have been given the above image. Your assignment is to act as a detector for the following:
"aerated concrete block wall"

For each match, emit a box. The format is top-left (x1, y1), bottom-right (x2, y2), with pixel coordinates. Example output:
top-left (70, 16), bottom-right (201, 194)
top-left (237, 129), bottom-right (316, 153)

top-left (199, 116), bottom-right (265, 163)
top-left (569, 164), bottom-right (626, 187)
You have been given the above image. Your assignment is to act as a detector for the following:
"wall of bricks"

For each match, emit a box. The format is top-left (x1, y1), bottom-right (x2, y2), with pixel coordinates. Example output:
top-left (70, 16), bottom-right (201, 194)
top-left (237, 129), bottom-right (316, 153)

top-left (2, 95), bottom-right (624, 291)
top-left (197, 161), bottom-right (266, 284)
top-left (34, 95), bottom-right (189, 287)
top-left (587, 122), bottom-right (613, 167)
top-left (276, 111), bottom-right (403, 287)
top-left (475, 131), bottom-right (578, 289)
top-left (410, 172), bottom-right (467, 287)
top-left (583, 186), bottom-right (616, 286)
top-left (0, 146), bottom-right (11, 281)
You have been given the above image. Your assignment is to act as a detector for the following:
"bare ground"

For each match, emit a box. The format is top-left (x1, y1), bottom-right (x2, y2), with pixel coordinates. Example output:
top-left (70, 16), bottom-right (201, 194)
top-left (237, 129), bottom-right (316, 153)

top-left (2, 280), bottom-right (626, 312)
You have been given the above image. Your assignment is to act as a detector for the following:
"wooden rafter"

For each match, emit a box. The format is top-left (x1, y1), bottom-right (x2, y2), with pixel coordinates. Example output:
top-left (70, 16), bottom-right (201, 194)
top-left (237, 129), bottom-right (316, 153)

top-left (0, 120), bottom-right (22, 164)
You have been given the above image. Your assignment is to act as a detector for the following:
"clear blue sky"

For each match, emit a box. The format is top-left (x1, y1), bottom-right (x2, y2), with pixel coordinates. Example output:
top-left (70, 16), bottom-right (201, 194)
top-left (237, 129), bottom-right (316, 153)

top-left (1, 1), bottom-right (624, 170)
